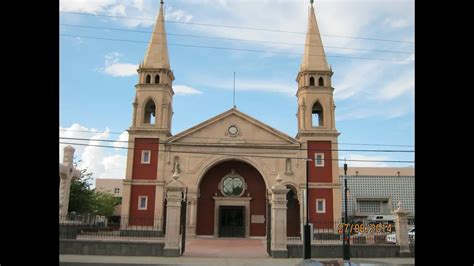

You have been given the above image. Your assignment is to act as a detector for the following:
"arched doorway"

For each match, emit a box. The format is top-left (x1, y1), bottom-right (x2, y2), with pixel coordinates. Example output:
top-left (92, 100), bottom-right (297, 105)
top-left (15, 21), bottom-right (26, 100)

top-left (196, 160), bottom-right (267, 237)
top-left (286, 185), bottom-right (301, 237)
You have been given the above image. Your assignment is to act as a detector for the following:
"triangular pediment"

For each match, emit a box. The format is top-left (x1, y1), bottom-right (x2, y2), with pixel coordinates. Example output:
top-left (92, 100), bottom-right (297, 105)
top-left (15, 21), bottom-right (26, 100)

top-left (167, 108), bottom-right (299, 146)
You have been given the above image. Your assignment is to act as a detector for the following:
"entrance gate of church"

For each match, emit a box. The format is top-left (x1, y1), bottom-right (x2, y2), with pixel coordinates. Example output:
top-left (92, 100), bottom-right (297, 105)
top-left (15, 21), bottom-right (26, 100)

top-left (219, 206), bottom-right (245, 237)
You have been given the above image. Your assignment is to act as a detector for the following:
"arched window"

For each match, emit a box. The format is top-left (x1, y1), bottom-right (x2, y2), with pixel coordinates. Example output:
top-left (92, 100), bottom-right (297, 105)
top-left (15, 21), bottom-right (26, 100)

top-left (144, 100), bottom-right (156, 124)
top-left (312, 101), bottom-right (324, 127)
top-left (309, 76), bottom-right (315, 86)
top-left (145, 74), bottom-right (151, 84)
top-left (319, 77), bottom-right (324, 86)
top-left (155, 74), bottom-right (160, 84)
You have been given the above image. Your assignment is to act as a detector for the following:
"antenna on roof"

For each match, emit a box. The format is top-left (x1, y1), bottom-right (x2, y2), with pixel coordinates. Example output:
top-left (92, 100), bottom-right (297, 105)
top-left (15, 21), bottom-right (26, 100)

top-left (233, 72), bottom-right (236, 109)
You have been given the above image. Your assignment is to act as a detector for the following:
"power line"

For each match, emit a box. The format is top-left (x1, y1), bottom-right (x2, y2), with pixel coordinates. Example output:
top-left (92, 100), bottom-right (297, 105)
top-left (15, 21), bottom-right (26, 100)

top-left (60, 23), bottom-right (413, 54)
top-left (59, 128), bottom-right (414, 147)
top-left (59, 141), bottom-right (414, 164)
top-left (60, 34), bottom-right (414, 63)
top-left (59, 137), bottom-right (414, 153)
top-left (60, 11), bottom-right (414, 44)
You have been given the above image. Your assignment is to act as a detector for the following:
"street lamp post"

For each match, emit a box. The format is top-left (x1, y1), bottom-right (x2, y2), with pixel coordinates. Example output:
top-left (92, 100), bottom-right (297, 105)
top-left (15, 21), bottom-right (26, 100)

top-left (343, 159), bottom-right (351, 261)
top-left (303, 158), bottom-right (312, 260)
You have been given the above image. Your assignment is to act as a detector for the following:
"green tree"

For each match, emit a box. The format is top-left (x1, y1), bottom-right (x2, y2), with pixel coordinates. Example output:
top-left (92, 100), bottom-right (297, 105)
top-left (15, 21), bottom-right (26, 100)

top-left (93, 191), bottom-right (118, 217)
top-left (68, 168), bottom-right (95, 214)
top-left (68, 166), bottom-right (120, 216)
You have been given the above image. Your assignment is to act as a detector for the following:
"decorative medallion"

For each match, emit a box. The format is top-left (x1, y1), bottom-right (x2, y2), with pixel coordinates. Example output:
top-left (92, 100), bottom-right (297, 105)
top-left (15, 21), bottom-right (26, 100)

top-left (220, 169), bottom-right (246, 197)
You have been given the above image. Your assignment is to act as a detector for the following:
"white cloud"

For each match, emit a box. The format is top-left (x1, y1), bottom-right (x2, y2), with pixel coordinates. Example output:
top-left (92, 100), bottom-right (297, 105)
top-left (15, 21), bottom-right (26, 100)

top-left (174, 85), bottom-right (203, 95)
top-left (344, 154), bottom-right (390, 167)
top-left (101, 52), bottom-right (137, 77)
top-left (376, 71), bottom-right (414, 101)
top-left (60, 123), bottom-right (127, 184)
top-left (113, 131), bottom-right (129, 149)
top-left (383, 17), bottom-right (410, 29)
top-left (60, 0), bottom-right (117, 14)
top-left (104, 63), bottom-right (137, 77)
top-left (60, 0), bottom-right (193, 28)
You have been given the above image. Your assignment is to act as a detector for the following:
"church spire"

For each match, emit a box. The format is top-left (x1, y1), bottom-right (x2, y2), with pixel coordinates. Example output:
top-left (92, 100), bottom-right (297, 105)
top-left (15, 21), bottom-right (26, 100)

top-left (143, 1), bottom-right (170, 69)
top-left (300, 2), bottom-right (329, 71)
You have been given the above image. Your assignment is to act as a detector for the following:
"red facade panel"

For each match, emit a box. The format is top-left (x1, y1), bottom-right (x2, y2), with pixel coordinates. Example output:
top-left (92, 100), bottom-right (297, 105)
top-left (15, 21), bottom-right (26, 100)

top-left (308, 188), bottom-right (334, 228)
top-left (196, 161), bottom-right (267, 236)
top-left (129, 185), bottom-right (156, 226)
top-left (131, 138), bottom-right (159, 180)
top-left (307, 141), bottom-right (332, 183)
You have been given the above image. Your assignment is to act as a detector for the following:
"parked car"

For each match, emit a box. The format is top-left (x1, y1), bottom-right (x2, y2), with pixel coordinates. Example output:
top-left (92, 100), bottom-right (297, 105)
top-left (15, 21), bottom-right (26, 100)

top-left (385, 227), bottom-right (415, 244)
top-left (386, 233), bottom-right (397, 244)
top-left (408, 227), bottom-right (415, 244)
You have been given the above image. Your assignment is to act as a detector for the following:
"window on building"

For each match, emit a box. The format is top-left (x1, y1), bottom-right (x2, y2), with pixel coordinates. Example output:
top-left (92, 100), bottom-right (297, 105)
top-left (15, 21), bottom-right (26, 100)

top-left (155, 74), bottom-right (160, 84)
top-left (309, 76), bottom-right (315, 86)
top-left (114, 188), bottom-right (120, 194)
top-left (312, 101), bottom-right (324, 127)
top-left (315, 153), bottom-right (324, 167)
top-left (316, 199), bottom-right (326, 213)
top-left (145, 74), bottom-right (151, 84)
top-left (141, 150), bottom-right (151, 164)
top-left (138, 196), bottom-right (148, 210)
top-left (144, 100), bottom-right (156, 124)
top-left (358, 200), bottom-right (381, 213)
top-left (319, 77), bottom-right (324, 86)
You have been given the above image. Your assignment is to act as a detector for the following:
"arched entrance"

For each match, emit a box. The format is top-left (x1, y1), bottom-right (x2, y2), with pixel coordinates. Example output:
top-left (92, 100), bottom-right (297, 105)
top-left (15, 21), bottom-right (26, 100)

top-left (286, 185), bottom-right (301, 237)
top-left (196, 160), bottom-right (267, 237)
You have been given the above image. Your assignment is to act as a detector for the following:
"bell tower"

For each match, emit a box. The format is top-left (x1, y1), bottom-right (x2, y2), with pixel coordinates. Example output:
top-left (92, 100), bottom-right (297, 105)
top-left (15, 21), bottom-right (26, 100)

top-left (296, 1), bottom-right (342, 228)
top-left (121, 0), bottom-right (173, 231)
top-left (296, 1), bottom-right (336, 135)
top-left (131, 0), bottom-right (174, 137)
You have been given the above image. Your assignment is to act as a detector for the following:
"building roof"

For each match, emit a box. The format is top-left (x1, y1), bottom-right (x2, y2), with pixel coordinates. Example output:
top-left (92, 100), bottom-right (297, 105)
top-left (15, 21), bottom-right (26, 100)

top-left (339, 174), bottom-right (415, 217)
top-left (143, 1), bottom-right (170, 69)
top-left (300, 3), bottom-right (330, 72)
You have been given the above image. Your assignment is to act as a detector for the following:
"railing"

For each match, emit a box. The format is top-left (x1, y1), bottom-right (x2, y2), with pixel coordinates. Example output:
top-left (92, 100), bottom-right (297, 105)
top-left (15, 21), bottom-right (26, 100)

top-left (60, 214), bottom-right (164, 241)
top-left (286, 220), bottom-right (397, 245)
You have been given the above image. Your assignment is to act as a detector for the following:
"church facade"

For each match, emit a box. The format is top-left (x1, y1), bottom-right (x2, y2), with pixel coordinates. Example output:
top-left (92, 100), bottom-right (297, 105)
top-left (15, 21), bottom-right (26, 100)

top-left (121, 2), bottom-right (342, 238)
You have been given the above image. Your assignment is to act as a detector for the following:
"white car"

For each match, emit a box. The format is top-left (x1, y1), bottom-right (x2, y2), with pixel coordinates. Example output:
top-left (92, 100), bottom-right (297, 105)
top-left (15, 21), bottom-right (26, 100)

top-left (385, 227), bottom-right (415, 244)
top-left (386, 233), bottom-right (397, 244)
top-left (408, 228), bottom-right (415, 243)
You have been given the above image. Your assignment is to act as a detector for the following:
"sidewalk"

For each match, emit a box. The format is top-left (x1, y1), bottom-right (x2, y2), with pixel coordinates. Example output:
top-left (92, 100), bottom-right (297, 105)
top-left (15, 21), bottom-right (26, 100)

top-left (60, 255), bottom-right (415, 266)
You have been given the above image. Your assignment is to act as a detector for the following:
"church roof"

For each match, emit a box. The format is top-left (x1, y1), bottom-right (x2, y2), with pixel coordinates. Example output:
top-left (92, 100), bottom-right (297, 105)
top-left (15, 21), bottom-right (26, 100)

top-left (300, 3), bottom-right (330, 72)
top-left (143, 1), bottom-right (170, 69)
top-left (167, 108), bottom-right (300, 146)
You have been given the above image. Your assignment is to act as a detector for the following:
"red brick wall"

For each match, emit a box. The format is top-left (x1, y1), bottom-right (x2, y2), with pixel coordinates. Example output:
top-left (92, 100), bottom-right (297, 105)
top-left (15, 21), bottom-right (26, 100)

top-left (196, 161), bottom-right (267, 236)
top-left (131, 138), bottom-right (159, 180)
top-left (129, 185), bottom-right (156, 226)
top-left (307, 141), bottom-right (332, 183)
top-left (308, 188), bottom-right (333, 228)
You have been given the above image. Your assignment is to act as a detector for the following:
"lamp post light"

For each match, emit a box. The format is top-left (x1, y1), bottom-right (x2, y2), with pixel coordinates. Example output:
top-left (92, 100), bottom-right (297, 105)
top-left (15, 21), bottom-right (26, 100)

top-left (303, 158), bottom-right (312, 260)
top-left (343, 158), bottom-right (351, 261)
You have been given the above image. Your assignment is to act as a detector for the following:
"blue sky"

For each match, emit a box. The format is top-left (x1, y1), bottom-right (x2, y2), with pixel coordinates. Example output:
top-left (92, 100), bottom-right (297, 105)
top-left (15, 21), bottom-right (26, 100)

top-left (59, 0), bottom-right (414, 180)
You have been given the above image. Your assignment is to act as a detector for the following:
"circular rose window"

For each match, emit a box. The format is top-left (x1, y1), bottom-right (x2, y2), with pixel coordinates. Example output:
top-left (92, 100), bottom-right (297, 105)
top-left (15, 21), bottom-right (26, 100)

top-left (220, 169), bottom-right (246, 197)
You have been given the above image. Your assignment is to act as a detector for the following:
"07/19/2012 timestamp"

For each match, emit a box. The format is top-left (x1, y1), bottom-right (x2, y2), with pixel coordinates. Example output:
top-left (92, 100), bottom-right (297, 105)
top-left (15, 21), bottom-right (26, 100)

top-left (338, 223), bottom-right (393, 234)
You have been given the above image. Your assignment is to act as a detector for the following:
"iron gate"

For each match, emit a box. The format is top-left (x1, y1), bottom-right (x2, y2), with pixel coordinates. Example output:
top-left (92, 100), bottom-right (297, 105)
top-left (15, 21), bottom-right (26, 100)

top-left (180, 188), bottom-right (187, 255)
top-left (266, 200), bottom-right (271, 256)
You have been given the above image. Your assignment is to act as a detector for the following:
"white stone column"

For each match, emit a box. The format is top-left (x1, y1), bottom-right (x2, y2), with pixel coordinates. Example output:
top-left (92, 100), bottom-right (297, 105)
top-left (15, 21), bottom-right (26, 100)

top-left (271, 174), bottom-right (290, 258)
top-left (186, 192), bottom-right (198, 237)
top-left (120, 181), bottom-right (132, 229)
top-left (393, 201), bottom-right (411, 257)
top-left (59, 146), bottom-right (75, 217)
top-left (163, 169), bottom-right (185, 257)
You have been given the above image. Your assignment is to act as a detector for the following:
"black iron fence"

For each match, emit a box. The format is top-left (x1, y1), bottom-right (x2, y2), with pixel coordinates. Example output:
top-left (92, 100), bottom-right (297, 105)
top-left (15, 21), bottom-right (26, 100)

top-left (59, 214), bottom-right (164, 241)
top-left (287, 220), bottom-right (397, 245)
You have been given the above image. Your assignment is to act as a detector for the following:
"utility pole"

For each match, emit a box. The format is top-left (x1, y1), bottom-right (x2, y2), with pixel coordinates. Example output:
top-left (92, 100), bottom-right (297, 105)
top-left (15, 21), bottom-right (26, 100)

top-left (343, 158), bottom-right (350, 261)
top-left (303, 158), bottom-right (312, 259)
